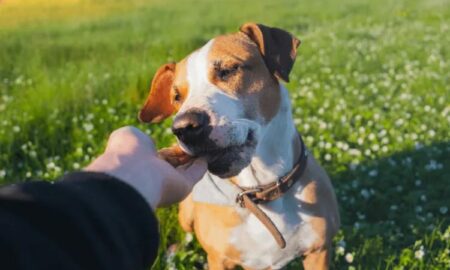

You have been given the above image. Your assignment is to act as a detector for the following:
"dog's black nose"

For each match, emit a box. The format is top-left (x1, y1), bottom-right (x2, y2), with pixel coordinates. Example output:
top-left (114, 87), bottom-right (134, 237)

top-left (172, 110), bottom-right (211, 145)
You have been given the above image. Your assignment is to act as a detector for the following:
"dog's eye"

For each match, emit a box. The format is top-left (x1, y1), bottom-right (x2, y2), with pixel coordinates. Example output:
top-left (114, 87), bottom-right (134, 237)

top-left (214, 63), bottom-right (240, 81)
top-left (173, 87), bottom-right (181, 103)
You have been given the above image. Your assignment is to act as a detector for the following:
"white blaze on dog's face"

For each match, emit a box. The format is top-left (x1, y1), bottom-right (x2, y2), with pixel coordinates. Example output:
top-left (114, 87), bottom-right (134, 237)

top-left (139, 23), bottom-right (300, 177)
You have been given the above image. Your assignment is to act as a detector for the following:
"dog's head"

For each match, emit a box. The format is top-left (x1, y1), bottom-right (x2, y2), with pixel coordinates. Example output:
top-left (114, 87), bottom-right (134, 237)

top-left (139, 23), bottom-right (300, 177)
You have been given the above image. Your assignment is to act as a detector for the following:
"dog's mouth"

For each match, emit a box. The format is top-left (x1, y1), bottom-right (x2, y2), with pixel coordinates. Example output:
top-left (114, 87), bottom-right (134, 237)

top-left (206, 130), bottom-right (257, 177)
top-left (185, 130), bottom-right (257, 177)
top-left (207, 130), bottom-right (255, 161)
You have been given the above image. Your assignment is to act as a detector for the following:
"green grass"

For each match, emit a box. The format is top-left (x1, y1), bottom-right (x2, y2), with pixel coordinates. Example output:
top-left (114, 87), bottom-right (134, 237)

top-left (0, 0), bottom-right (449, 269)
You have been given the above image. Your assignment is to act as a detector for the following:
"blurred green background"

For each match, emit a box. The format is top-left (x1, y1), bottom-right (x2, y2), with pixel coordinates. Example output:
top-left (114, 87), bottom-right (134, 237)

top-left (0, 0), bottom-right (449, 269)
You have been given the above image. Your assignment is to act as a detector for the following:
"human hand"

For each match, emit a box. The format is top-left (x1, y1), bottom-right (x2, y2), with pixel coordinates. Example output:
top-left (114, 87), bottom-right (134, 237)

top-left (84, 126), bottom-right (207, 209)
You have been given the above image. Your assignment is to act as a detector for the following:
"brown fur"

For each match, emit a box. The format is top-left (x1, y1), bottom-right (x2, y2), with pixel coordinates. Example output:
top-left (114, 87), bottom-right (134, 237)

top-left (298, 155), bottom-right (340, 269)
top-left (179, 196), bottom-right (242, 269)
top-left (207, 33), bottom-right (281, 122)
top-left (139, 63), bottom-right (176, 123)
top-left (139, 59), bottom-right (190, 123)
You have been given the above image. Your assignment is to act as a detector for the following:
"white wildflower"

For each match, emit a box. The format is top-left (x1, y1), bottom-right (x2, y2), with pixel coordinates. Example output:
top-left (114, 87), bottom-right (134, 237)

top-left (13, 126), bottom-right (21, 133)
top-left (345, 253), bottom-right (354, 263)
top-left (414, 246), bottom-right (425, 260)
top-left (360, 189), bottom-right (370, 199)
top-left (440, 206), bottom-right (448, 215)
top-left (0, 169), bottom-right (5, 178)
top-left (319, 121), bottom-right (327, 129)
top-left (83, 123), bottom-right (94, 132)
top-left (415, 143), bottom-right (423, 150)
top-left (336, 246), bottom-right (345, 256)
top-left (341, 143), bottom-right (349, 151)
top-left (185, 233), bottom-right (193, 243)
top-left (349, 149), bottom-right (361, 156)
top-left (368, 170), bottom-right (378, 177)
top-left (425, 160), bottom-right (442, 171)
top-left (349, 163), bottom-right (358, 171)
top-left (395, 118), bottom-right (404, 126)
top-left (47, 162), bottom-right (56, 170)
top-left (357, 212), bottom-right (366, 220)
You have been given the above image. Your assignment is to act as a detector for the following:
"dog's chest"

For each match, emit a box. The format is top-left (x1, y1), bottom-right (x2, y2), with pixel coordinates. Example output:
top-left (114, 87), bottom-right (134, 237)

top-left (192, 174), bottom-right (320, 269)
top-left (228, 185), bottom-right (319, 269)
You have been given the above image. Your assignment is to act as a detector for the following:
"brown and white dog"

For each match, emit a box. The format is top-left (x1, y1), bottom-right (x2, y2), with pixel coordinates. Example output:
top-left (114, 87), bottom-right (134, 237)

top-left (139, 23), bottom-right (340, 270)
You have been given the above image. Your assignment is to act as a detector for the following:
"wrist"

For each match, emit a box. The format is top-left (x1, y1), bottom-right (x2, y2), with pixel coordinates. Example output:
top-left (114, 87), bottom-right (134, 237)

top-left (84, 153), bottom-right (163, 210)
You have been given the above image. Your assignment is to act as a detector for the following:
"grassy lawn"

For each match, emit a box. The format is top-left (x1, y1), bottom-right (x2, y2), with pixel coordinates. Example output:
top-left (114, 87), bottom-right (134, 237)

top-left (0, 0), bottom-right (449, 269)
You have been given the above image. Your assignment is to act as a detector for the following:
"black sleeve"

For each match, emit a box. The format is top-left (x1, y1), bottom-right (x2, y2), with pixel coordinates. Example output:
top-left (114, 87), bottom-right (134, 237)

top-left (0, 172), bottom-right (159, 270)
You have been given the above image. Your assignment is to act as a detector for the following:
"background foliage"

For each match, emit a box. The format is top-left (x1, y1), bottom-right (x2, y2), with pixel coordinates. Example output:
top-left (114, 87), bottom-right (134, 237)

top-left (0, 0), bottom-right (449, 269)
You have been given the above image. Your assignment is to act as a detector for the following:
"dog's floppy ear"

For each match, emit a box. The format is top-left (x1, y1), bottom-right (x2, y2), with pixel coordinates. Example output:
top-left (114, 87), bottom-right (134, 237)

top-left (240, 23), bottom-right (300, 82)
top-left (139, 63), bottom-right (176, 123)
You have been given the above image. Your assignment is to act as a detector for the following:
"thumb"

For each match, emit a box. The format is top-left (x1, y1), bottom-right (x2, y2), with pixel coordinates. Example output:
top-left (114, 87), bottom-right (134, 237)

top-left (176, 158), bottom-right (208, 186)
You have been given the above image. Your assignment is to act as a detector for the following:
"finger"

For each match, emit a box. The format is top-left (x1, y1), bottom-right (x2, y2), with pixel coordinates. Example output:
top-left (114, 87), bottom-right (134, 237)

top-left (176, 158), bottom-right (207, 185)
top-left (106, 126), bottom-right (157, 154)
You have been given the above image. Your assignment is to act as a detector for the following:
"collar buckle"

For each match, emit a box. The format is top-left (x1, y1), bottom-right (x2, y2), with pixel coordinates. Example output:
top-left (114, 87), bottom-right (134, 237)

top-left (236, 188), bottom-right (262, 207)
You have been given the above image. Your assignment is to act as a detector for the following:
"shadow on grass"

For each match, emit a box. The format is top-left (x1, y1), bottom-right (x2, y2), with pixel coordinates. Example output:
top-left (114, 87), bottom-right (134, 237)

top-left (154, 140), bottom-right (449, 269)
top-left (327, 140), bottom-right (449, 269)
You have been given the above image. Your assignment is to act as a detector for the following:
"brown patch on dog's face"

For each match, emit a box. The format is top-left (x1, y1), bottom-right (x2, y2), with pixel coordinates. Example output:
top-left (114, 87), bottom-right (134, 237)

top-left (171, 58), bottom-right (190, 111)
top-left (207, 33), bottom-right (281, 122)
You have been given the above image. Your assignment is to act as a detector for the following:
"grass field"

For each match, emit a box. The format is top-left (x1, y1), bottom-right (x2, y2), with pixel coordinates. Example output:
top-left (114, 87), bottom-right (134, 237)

top-left (0, 0), bottom-right (449, 269)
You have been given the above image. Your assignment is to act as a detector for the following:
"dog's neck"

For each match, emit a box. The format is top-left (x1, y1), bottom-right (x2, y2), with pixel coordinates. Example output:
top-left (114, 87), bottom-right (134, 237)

top-left (236, 84), bottom-right (301, 188)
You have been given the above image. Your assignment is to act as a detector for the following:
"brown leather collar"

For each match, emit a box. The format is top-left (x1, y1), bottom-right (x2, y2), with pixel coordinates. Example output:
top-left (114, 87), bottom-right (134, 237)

top-left (236, 133), bottom-right (308, 206)
top-left (233, 133), bottom-right (308, 249)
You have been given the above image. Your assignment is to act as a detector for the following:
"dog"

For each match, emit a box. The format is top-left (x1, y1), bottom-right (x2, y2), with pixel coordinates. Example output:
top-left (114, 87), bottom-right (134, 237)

top-left (139, 23), bottom-right (340, 270)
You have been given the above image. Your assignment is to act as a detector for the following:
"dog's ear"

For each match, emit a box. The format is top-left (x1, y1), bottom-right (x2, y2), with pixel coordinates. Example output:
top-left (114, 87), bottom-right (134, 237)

top-left (139, 63), bottom-right (176, 123)
top-left (239, 23), bottom-right (300, 82)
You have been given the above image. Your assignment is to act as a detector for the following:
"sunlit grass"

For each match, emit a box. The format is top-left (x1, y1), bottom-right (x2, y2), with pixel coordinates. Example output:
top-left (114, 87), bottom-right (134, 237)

top-left (0, 0), bottom-right (155, 28)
